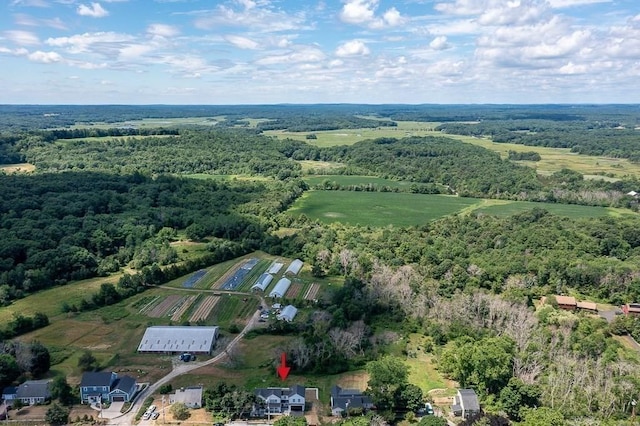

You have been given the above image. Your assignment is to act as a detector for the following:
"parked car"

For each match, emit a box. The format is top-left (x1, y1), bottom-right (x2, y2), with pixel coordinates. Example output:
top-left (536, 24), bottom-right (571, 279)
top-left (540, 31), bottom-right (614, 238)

top-left (142, 412), bottom-right (151, 420)
top-left (147, 405), bottom-right (157, 413)
top-left (151, 412), bottom-right (160, 420)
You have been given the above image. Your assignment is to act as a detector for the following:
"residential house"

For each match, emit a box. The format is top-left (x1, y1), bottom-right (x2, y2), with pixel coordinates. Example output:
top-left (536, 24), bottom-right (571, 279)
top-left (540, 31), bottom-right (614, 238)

top-left (452, 389), bottom-right (480, 419)
top-left (330, 385), bottom-right (374, 417)
top-left (253, 385), bottom-right (306, 415)
top-left (170, 386), bottom-right (203, 408)
top-left (80, 371), bottom-right (137, 404)
top-left (1, 381), bottom-right (51, 406)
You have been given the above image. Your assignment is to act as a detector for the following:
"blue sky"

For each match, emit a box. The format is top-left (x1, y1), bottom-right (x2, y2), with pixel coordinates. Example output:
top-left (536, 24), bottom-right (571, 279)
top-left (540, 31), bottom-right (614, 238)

top-left (1, 0), bottom-right (638, 104)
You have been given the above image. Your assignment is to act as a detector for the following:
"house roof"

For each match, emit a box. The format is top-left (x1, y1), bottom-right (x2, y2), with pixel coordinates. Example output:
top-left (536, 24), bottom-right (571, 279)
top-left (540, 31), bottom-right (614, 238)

top-left (555, 295), bottom-right (577, 306)
top-left (81, 372), bottom-right (116, 388)
top-left (1, 387), bottom-right (17, 397)
top-left (285, 259), bottom-right (304, 276)
top-left (576, 301), bottom-right (597, 311)
top-left (255, 385), bottom-right (305, 401)
top-left (112, 375), bottom-right (136, 393)
top-left (458, 389), bottom-right (480, 411)
top-left (330, 385), bottom-right (372, 410)
top-left (290, 385), bottom-right (305, 397)
top-left (16, 380), bottom-right (51, 399)
top-left (171, 387), bottom-right (203, 405)
top-left (277, 305), bottom-right (298, 322)
top-left (137, 326), bottom-right (219, 352)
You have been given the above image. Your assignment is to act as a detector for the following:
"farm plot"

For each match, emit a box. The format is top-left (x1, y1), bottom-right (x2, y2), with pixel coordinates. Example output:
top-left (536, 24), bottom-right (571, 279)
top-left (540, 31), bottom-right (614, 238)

top-left (147, 295), bottom-right (181, 318)
top-left (136, 296), bottom-right (162, 315)
top-left (183, 270), bottom-right (207, 288)
top-left (285, 283), bottom-right (303, 299)
top-left (220, 258), bottom-right (259, 290)
top-left (170, 295), bottom-right (198, 321)
top-left (304, 283), bottom-right (321, 301)
top-left (190, 296), bottom-right (220, 322)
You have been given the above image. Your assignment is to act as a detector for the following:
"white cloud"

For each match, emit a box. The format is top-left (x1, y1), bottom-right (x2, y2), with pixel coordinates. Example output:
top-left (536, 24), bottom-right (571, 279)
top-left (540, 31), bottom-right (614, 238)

top-left (4, 30), bottom-right (40, 46)
top-left (14, 13), bottom-right (68, 30)
top-left (194, 3), bottom-right (307, 32)
top-left (339, 0), bottom-right (405, 29)
top-left (256, 46), bottom-right (325, 65)
top-left (147, 24), bottom-right (180, 38)
top-left (77, 3), bottom-right (109, 18)
top-left (46, 32), bottom-right (135, 55)
top-left (28, 50), bottom-right (62, 63)
top-left (225, 35), bottom-right (260, 50)
top-left (547, 0), bottom-right (611, 7)
top-left (558, 61), bottom-right (588, 74)
top-left (335, 39), bottom-right (370, 57)
top-left (10, 0), bottom-right (49, 7)
top-left (430, 35), bottom-right (451, 50)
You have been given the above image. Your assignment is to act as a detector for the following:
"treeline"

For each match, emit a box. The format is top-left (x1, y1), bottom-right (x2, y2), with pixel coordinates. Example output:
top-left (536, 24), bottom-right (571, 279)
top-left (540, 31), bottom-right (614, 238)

top-left (256, 115), bottom-right (396, 132)
top-left (0, 171), bottom-right (299, 305)
top-left (0, 340), bottom-right (51, 389)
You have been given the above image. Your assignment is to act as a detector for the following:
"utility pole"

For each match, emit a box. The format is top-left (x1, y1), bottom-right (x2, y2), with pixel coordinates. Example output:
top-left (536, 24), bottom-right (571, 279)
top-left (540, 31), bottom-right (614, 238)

top-left (632, 400), bottom-right (637, 424)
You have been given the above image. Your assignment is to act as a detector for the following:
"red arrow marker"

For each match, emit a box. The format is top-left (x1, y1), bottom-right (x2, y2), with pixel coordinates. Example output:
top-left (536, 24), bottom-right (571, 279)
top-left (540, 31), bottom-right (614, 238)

top-left (277, 352), bottom-right (290, 380)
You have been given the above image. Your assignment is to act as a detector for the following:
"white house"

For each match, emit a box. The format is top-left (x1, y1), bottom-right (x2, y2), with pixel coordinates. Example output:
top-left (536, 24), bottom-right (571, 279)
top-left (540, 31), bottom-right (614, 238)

top-left (253, 385), bottom-right (306, 415)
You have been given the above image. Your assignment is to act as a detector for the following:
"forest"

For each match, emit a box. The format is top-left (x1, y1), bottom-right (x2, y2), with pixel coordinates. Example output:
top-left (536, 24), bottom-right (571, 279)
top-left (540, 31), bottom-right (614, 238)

top-left (2, 104), bottom-right (640, 425)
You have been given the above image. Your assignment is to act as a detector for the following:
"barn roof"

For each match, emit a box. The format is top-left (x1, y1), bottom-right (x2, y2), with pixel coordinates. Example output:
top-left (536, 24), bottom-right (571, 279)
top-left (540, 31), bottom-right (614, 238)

top-left (137, 326), bottom-right (219, 353)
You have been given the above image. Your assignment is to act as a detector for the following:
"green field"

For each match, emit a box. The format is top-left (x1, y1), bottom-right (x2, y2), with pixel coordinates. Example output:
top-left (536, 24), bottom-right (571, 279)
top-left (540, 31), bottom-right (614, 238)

top-left (57, 116), bottom-right (225, 130)
top-left (288, 191), bottom-right (637, 226)
top-left (288, 191), bottom-right (479, 227)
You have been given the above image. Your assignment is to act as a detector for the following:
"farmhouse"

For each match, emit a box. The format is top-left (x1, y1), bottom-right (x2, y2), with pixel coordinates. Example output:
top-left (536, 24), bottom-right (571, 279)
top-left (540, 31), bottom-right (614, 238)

top-left (555, 295), bottom-right (577, 310)
top-left (253, 385), bottom-right (306, 415)
top-left (2, 380), bottom-right (51, 406)
top-left (623, 303), bottom-right (640, 315)
top-left (170, 386), bottom-right (203, 408)
top-left (80, 372), bottom-right (137, 404)
top-left (137, 326), bottom-right (220, 354)
top-left (452, 389), bottom-right (480, 419)
top-left (330, 385), bottom-right (374, 417)
top-left (277, 305), bottom-right (298, 322)
top-left (251, 273), bottom-right (274, 292)
top-left (269, 278), bottom-right (291, 298)
top-left (285, 259), bottom-right (304, 276)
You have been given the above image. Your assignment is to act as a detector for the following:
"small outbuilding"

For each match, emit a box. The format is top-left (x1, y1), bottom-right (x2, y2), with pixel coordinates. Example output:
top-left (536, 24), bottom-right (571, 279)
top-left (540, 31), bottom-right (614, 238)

top-left (452, 389), bottom-right (480, 419)
top-left (269, 278), bottom-right (291, 298)
top-left (170, 386), bottom-right (203, 408)
top-left (277, 305), bottom-right (298, 322)
top-left (555, 295), bottom-right (577, 310)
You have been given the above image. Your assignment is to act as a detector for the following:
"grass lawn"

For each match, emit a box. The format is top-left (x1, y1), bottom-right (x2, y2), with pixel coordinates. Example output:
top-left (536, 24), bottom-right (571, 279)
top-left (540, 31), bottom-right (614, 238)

top-left (473, 200), bottom-right (636, 218)
top-left (404, 334), bottom-right (452, 394)
top-left (288, 191), bottom-right (480, 227)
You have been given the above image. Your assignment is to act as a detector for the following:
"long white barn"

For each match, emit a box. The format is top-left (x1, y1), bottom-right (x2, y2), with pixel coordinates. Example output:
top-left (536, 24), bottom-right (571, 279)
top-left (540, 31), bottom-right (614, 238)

top-left (137, 326), bottom-right (219, 354)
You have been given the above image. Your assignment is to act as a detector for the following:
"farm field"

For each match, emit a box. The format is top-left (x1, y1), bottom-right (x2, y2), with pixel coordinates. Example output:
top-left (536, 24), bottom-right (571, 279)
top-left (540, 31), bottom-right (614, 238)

top-left (59, 116), bottom-right (224, 130)
top-left (267, 120), bottom-right (640, 180)
top-left (190, 295), bottom-right (220, 322)
top-left (288, 191), bottom-right (480, 227)
top-left (303, 175), bottom-right (429, 190)
top-left (289, 191), bottom-right (636, 226)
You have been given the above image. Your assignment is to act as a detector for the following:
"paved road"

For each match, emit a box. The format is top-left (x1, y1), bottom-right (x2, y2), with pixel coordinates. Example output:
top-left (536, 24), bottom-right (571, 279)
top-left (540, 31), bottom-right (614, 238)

top-left (107, 295), bottom-right (266, 425)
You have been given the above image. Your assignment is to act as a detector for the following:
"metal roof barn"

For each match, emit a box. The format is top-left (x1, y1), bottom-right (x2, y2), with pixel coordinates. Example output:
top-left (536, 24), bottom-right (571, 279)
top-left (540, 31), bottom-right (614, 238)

top-left (137, 326), bottom-right (219, 354)
top-left (251, 273), bottom-right (274, 292)
top-left (269, 278), bottom-right (291, 298)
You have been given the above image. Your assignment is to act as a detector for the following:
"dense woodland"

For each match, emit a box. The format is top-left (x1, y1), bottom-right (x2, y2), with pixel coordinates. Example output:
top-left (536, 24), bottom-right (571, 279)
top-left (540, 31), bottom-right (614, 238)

top-left (2, 105), bottom-right (640, 424)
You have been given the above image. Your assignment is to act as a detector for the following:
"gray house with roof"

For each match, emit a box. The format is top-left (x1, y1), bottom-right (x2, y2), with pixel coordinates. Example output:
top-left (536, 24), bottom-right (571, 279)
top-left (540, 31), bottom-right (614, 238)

top-left (330, 385), bottom-right (374, 416)
top-left (452, 389), bottom-right (480, 418)
top-left (253, 385), bottom-right (305, 415)
top-left (2, 380), bottom-right (51, 406)
top-left (80, 371), bottom-right (137, 404)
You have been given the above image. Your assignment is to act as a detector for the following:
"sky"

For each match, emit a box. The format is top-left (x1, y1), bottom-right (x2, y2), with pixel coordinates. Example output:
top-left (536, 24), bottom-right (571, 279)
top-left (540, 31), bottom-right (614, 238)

top-left (0, 0), bottom-right (639, 104)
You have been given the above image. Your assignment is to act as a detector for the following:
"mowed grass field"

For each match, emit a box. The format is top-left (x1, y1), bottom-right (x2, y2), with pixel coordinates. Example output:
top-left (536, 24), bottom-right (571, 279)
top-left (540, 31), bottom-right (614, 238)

top-left (289, 191), bottom-right (636, 226)
top-left (266, 120), bottom-right (640, 180)
top-left (289, 191), bottom-right (480, 227)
